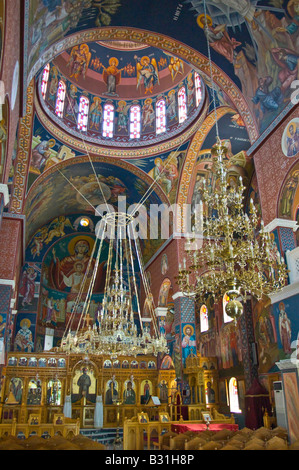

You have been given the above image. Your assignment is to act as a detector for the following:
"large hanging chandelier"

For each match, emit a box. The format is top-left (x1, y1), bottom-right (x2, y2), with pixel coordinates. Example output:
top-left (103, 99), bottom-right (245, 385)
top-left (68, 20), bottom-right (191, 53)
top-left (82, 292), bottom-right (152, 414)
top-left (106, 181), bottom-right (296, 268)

top-left (176, 0), bottom-right (288, 321)
top-left (176, 139), bottom-right (288, 320)
top-left (59, 212), bottom-right (168, 357)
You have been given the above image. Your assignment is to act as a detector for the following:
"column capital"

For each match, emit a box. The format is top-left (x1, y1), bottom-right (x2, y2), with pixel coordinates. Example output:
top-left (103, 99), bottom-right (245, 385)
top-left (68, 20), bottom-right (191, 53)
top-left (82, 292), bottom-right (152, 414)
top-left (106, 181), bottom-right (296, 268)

top-left (172, 291), bottom-right (195, 300)
top-left (264, 218), bottom-right (298, 233)
top-left (154, 307), bottom-right (168, 317)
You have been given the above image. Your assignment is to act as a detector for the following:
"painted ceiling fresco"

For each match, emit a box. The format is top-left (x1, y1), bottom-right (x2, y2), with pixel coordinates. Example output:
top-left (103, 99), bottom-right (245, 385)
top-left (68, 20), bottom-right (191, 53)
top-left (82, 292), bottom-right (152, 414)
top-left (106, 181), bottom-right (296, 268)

top-left (25, 0), bottom-right (299, 136)
top-left (39, 52), bottom-right (206, 148)
top-left (54, 41), bottom-right (194, 98)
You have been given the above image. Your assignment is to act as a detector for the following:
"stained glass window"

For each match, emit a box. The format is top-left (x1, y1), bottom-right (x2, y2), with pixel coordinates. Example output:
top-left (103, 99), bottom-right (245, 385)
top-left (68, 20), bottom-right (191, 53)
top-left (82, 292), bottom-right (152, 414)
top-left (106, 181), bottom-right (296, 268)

top-left (194, 72), bottom-right (202, 107)
top-left (103, 103), bottom-right (114, 138)
top-left (178, 86), bottom-right (187, 123)
top-left (200, 304), bottom-right (209, 332)
top-left (41, 63), bottom-right (50, 100)
top-left (156, 99), bottom-right (166, 135)
top-left (55, 80), bottom-right (66, 118)
top-left (129, 105), bottom-right (141, 139)
top-left (229, 378), bottom-right (241, 413)
top-left (77, 96), bottom-right (89, 132)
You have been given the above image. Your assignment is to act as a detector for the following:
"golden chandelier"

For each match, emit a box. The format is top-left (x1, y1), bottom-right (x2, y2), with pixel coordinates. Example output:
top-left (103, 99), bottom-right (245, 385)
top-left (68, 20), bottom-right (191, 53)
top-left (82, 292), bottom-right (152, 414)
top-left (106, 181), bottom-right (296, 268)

top-left (176, 139), bottom-right (288, 320)
top-left (59, 212), bottom-right (168, 357)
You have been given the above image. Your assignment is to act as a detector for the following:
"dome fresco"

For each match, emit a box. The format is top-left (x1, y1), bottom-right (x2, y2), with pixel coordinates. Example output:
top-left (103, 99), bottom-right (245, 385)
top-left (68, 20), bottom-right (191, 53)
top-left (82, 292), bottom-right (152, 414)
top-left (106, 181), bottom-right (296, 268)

top-left (37, 41), bottom-right (206, 148)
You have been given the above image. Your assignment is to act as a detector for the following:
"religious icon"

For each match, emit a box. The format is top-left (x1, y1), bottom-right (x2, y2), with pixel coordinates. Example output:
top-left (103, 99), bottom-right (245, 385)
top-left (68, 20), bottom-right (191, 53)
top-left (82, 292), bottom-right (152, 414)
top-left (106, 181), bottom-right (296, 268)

top-left (168, 56), bottom-right (184, 82)
top-left (101, 57), bottom-right (125, 95)
top-left (14, 319), bottom-right (34, 352)
top-left (282, 118), bottom-right (299, 157)
top-left (77, 367), bottom-right (92, 399)
top-left (19, 266), bottom-right (37, 308)
top-left (49, 236), bottom-right (106, 297)
top-left (67, 44), bottom-right (91, 81)
top-left (105, 377), bottom-right (118, 404)
top-left (158, 279), bottom-right (171, 307)
top-left (196, 14), bottom-right (241, 64)
top-left (31, 137), bottom-right (56, 173)
top-left (278, 302), bottom-right (292, 356)
top-left (89, 97), bottom-right (102, 130)
top-left (181, 324), bottom-right (197, 366)
top-left (123, 380), bottom-right (136, 405)
top-left (161, 253), bottom-right (168, 275)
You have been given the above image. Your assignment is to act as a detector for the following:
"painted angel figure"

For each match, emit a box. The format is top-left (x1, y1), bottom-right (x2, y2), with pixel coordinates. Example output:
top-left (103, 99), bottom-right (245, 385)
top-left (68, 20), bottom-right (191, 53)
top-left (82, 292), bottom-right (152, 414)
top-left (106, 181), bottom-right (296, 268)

top-left (44, 216), bottom-right (73, 244)
top-left (168, 56), bottom-right (184, 81)
top-left (135, 55), bottom-right (159, 94)
top-left (67, 44), bottom-right (91, 81)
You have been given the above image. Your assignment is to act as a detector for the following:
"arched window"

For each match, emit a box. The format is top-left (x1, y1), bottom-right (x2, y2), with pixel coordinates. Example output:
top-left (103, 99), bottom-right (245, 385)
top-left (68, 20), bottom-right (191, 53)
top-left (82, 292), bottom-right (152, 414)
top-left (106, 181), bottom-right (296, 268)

top-left (156, 98), bottom-right (166, 135)
top-left (228, 377), bottom-right (241, 413)
top-left (102, 103), bottom-right (114, 138)
top-left (77, 96), bottom-right (89, 132)
top-left (41, 63), bottom-right (50, 100)
top-left (178, 86), bottom-right (187, 123)
top-left (194, 72), bottom-right (202, 107)
top-left (129, 104), bottom-right (141, 139)
top-left (223, 293), bottom-right (233, 324)
top-left (200, 304), bottom-right (209, 332)
top-left (55, 80), bottom-right (66, 118)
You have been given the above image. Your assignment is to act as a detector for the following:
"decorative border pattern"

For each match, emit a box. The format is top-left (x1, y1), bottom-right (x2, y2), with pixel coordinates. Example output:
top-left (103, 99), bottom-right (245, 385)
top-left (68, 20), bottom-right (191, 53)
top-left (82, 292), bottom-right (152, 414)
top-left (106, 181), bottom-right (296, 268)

top-left (10, 80), bottom-right (34, 214)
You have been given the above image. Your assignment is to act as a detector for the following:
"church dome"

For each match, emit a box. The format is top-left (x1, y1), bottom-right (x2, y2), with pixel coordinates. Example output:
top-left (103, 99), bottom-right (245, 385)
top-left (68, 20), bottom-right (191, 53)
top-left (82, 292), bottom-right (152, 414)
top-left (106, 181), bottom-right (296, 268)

top-left (37, 40), bottom-right (207, 149)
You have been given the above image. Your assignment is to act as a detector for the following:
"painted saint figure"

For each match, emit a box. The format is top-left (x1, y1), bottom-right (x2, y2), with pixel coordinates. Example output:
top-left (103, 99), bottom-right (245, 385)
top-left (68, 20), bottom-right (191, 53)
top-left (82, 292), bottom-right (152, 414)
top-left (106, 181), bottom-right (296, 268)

top-left (135, 55), bottom-right (159, 94)
top-left (77, 368), bottom-right (91, 399)
top-left (278, 302), bottom-right (292, 355)
top-left (101, 57), bottom-right (124, 95)
top-left (14, 319), bottom-right (34, 352)
top-left (19, 266), bottom-right (37, 307)
top-left (182, 325), bottom-right (197, 366)
top-left (123, 381), bottom-right (136, 404)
